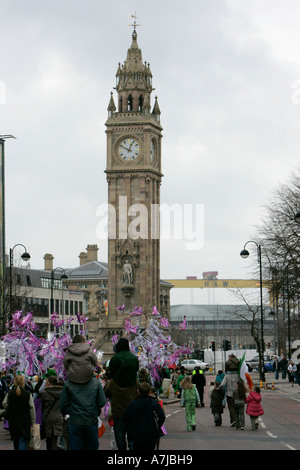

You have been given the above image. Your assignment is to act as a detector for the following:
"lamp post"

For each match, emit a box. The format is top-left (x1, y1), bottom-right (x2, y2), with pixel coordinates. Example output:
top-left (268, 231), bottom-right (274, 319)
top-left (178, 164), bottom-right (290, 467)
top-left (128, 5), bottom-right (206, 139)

top-left (9, 243), bottom-right (31, 322)
top-left (50, 267), bottom-right (68, 317)
top-left (0, 135), bottom-right (16, 334)
top-left (240, 240), bottom-right (265, 381)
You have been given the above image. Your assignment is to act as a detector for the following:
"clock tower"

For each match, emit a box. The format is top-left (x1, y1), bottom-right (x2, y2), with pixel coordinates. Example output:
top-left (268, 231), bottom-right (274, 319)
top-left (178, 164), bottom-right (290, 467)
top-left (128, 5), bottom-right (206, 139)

top-left (105, 26), bottom-right (163, 318)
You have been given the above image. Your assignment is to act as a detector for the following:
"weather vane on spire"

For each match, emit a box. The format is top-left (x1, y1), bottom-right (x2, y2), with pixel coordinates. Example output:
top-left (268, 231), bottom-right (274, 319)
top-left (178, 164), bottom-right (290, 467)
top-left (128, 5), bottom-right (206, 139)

top-left (129, 11), bottom-right (141, 32)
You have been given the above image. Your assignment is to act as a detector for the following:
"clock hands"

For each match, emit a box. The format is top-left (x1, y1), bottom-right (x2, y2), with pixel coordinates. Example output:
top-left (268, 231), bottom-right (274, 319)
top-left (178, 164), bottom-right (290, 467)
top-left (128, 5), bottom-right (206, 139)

top-left (119, 139), bottom-right (139, 161)
top-left (120, 144), bottom-right (131, 151)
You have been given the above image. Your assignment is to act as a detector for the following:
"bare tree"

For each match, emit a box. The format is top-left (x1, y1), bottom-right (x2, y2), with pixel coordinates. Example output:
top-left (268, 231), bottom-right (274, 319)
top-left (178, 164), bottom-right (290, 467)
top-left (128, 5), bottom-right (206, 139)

top-left (254, 166), bottom-right (300, 355)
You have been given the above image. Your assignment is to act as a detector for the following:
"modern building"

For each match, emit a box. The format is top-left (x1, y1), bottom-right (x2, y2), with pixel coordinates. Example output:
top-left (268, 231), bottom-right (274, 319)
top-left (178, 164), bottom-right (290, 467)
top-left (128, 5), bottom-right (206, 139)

top-left (170, 304), bottom-right (276, 352)
top-left (6, 260), bottom-right (84, 338)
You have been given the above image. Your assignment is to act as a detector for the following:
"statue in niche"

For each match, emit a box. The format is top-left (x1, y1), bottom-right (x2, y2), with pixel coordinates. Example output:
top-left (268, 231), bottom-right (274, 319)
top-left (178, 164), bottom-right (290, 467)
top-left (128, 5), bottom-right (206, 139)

top-left (123, 259), bottom-right (133, 285)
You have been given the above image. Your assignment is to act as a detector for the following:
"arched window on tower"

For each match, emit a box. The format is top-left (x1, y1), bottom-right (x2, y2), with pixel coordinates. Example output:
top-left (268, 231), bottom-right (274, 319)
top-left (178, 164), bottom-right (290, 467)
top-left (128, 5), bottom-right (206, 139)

top-left (127, 94), bottom-right (133, 111)
top-left (139, 95), bottom-right (144, 112)
top-left (119, 96), bottom-right (123, 112)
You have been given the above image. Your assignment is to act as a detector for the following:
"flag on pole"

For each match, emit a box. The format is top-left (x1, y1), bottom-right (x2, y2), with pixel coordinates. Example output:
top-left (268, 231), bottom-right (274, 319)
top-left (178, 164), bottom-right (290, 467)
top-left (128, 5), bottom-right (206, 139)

top-left (238, 352), bottom-right (253, 390)
top-left (238, 352), bottom-right (248, 382)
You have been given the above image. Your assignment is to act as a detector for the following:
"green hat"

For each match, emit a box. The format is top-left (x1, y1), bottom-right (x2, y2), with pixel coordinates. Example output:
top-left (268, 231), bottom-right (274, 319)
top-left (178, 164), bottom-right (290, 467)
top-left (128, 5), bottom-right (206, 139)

top-left (45, 369), bottom-right (57, 378)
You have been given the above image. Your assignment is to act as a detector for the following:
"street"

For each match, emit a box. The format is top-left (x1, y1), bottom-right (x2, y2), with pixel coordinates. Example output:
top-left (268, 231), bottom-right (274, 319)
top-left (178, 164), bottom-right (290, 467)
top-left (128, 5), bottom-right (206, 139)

top-left (0, 374), bottom-right (299, 452)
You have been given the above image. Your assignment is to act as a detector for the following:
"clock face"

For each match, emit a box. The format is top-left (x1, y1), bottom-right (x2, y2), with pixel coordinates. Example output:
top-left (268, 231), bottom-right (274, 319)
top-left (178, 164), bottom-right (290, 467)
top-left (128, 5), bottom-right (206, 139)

top-left (118, 138), bottom-right (140, 161)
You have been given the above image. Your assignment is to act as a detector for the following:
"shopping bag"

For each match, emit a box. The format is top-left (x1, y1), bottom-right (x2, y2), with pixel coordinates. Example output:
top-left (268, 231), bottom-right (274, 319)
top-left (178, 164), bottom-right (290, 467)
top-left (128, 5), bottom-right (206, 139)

top-left (28, 423), bottom-right (41, 450)
top-left (98, 417), bottom-right (106, 438)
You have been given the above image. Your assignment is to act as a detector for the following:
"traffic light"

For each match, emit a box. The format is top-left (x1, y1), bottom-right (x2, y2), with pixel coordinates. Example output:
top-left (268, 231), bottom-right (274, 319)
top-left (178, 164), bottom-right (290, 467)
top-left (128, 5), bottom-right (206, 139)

top-left (223, 340), bottom-right (231, 351)
top-left (211, 341), bottom-right (215, 351)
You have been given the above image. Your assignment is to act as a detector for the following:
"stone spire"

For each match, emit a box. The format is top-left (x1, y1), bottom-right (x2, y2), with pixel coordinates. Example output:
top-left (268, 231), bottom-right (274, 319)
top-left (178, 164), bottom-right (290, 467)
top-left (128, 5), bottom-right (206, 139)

top-left (115, 29), bottom-right (153, 113)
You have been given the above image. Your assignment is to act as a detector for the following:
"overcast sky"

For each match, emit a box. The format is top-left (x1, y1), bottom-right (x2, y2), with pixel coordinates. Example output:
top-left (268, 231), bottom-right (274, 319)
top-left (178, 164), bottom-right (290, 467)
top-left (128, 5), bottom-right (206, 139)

top-left (1, 0), bottom-right (300, 306)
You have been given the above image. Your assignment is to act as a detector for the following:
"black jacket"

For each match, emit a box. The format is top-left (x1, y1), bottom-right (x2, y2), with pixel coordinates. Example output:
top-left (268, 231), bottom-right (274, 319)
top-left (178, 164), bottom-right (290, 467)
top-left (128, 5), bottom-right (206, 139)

top-left (122, 395), bottom-right (165, 443)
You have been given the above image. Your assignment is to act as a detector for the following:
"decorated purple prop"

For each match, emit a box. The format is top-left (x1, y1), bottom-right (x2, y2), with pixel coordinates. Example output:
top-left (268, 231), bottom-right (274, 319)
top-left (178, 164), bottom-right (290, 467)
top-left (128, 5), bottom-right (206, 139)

top-left (1, 309), bottom-right (89, 379)
top-left (113, 305), bottom-right (191, 385)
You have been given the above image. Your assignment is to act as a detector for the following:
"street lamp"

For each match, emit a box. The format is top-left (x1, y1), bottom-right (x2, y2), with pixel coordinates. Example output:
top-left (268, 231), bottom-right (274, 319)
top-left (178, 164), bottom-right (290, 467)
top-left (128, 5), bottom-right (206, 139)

top-left (50, 267), bottom-right (68, 316)
top-left (240, 240), bottom-right (265, 381)
top-left (9, 243), bottom-right (31, 320)
top-left (0, 135), bottom-right (16, 333)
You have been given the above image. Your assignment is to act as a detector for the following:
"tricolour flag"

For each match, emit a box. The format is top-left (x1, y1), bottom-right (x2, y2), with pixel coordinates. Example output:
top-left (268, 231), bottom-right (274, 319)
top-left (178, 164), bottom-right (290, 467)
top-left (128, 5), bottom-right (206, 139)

top-left (238, 352), bottom-right (248, 383)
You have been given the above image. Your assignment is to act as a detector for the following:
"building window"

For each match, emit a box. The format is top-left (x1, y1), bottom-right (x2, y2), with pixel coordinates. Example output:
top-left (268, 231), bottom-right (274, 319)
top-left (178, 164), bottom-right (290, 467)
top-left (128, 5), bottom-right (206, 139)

top-left (127, 94), bottom-right (133, 111)
top-left (26, 275), bottom-right (31, 286)
top-left (41, 277), bottom-right (51, 289)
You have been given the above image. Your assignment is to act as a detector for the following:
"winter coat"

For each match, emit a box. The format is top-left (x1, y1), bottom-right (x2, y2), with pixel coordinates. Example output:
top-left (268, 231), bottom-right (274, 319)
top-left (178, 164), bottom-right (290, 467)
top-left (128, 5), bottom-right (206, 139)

top-left (109, 350), bottom-right (139, 387)
top-left (245, 392), bottom-right (264, 417)
top-left (122, 395), bottom-right (165, 443)
top-left (210, 388), bottom-right (225, 415)
top-left (63, 342), bottom-right (98, 384)
top-left (104, 378), bottom-right (138, 418)
top-left (180, 385), bottom-right (200, 407)
top-left (2, 387), bottom-right (36, 441)
top-left (60, 377), bottom-right (106, 425)
top-left (220, 372), bottom-right (239, 397)
top-left (225, 356), bottom-right (240, 372)
top-left (192, 370), bottom-right (206, 389)
top-left (41, 385), bottom-right (63, 438)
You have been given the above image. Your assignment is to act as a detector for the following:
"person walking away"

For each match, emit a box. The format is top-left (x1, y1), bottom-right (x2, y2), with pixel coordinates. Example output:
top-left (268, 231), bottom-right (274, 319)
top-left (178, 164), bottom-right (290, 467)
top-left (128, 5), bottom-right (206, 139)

top-left (137, 367), bottom-right (151, 384)
top-left (180, 375), bottom-right (200, 431)
top-left (176, 367), bottom-right (186, 399)
top-left (106, 338), bottom-right (139, 450)
top-left (287, 361), bottom-right (297, 386)
top-left (171, 367), bottom-right (180, 397)
top-left (63, 334), bottom-right (98, 384)
top-left (245, 386), bottom-right (264, 430)
top-left (280, 356), bottom-right (288, 379)
top-left (220, 354), bottom-right (240, 427)
top-left (215, 370), bottom-right (225, 384)
top-left (233, 379), bottom-right (248, 430)
top-left (210, 382), bottom-right (225, 426)
top-left (273, 357), bottom-right (280, 380)
top-left (2, 374), bottom-right (36, 450)
top-left (192, 366), bottom-right (206, 407)
top-left (150, 386), bottom-right (167, 449)
top-left (41, 375), bottom-right (64, 450)
top-left (122, 382), bottom-right (165, 451)
top-left (60, 375), bottom-right (106, 450)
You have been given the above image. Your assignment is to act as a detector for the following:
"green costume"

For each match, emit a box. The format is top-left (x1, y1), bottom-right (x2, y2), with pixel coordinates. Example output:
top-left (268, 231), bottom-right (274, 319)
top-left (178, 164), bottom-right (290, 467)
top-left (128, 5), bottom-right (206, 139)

top-left (180, 385), bottom-right (200, 431)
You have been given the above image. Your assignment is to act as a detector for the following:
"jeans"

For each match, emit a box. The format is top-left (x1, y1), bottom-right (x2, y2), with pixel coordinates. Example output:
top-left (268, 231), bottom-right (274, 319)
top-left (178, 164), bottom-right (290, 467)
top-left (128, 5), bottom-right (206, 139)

top-left (13, 436), bottom-right (28, 450)
top-left (234, 403), bottom-right (245, 429)
top-left (68, 423), bottom-right (99, 450)
top-left (226, 396), bottom-right (236, 424)
top-left (113, 417), bottom-right (134, 450)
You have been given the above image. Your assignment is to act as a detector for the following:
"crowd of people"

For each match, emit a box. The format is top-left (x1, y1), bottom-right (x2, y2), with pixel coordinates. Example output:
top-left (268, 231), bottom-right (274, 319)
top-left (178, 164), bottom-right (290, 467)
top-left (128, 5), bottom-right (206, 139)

top-left (272, 356), bottom-right (300, 385)
top-left (0, 339), bottom-right (298, 451)
top-left (208, 354), bottom-right (264, 430)
top-left (0, 335), bottom-right (169, 451)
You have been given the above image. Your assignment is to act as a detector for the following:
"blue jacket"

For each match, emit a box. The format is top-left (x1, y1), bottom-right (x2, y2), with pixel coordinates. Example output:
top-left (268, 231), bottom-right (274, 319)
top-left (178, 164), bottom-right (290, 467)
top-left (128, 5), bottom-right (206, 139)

top-left (60, 378), bottom-right (106, 425)
top-left (122, 395), bottom-right (165, 443)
